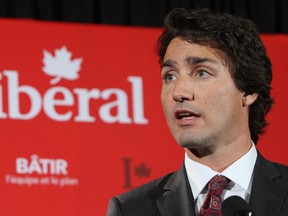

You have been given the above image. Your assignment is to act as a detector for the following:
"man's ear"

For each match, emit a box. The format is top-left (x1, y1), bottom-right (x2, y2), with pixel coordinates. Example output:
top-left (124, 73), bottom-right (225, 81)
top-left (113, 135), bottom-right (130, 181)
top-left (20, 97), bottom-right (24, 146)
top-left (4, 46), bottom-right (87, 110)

top-left (242, 92), bottom-right (258, 107)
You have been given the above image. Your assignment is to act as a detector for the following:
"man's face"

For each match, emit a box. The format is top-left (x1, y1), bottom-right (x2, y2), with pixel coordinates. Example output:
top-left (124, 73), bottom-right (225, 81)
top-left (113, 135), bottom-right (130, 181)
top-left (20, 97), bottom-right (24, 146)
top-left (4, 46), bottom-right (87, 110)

top-left (161, 37), bottom-right (254, 150)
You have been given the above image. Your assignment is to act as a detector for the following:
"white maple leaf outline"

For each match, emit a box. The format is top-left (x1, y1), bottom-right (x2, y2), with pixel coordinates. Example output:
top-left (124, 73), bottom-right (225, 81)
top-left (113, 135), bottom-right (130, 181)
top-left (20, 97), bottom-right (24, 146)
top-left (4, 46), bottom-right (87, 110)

top-left (42, 46), bottom-right (83, 85)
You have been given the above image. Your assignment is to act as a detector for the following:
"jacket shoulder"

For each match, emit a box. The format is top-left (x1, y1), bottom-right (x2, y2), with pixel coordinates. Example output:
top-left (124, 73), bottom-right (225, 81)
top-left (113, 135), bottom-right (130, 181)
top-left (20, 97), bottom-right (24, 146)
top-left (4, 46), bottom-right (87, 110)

top-left (107, 173), bottom-right (173, 216)
top-left (107, 166), bottom-right (189, 216)
top-left (117, 171), bottom-right (175, 203)
top-left (270, 160), bottom-right (288, 177)
top-left (257, 153), bottom-right (288, 178)
top-left (107, 171), bottom-right (176, 216)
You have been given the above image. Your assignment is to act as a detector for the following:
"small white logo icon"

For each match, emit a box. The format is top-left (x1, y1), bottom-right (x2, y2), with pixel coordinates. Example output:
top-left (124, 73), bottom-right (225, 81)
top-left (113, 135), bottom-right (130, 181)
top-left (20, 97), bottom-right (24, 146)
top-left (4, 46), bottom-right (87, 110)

top-left (42, 46), bottom-right (83, 85)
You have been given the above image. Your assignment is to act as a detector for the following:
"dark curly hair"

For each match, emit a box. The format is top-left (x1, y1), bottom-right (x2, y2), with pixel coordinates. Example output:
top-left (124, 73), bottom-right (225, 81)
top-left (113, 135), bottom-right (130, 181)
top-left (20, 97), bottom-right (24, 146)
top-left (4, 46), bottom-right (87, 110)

top-left (157, 8), bottom-right (274, 144)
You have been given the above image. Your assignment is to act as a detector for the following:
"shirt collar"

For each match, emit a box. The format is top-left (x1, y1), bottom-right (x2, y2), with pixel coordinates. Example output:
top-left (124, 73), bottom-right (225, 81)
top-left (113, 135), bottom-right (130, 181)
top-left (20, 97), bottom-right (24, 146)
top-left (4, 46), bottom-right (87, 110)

top-left (184, 143), bottom-right (257, 200)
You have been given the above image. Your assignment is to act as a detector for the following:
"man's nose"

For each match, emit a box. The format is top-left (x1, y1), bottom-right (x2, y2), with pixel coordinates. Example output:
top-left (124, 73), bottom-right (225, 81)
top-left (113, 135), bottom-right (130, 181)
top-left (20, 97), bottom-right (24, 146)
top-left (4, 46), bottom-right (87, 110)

top-left (172, 77), bottom-right (194, 102)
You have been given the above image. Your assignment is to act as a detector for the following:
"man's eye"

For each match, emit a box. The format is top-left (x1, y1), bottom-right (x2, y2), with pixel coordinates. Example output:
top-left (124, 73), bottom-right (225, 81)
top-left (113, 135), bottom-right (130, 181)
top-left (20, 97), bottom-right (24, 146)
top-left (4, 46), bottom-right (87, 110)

top-left (196, 70), bottom-right (210, 78)
top-left (164, 74), bottom-right (176, 83)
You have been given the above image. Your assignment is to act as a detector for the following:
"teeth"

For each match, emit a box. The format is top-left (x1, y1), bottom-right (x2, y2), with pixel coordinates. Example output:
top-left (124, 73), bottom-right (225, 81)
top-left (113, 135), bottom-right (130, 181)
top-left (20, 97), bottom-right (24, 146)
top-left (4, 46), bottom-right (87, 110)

top-left (176, 111), bottom-right (198, 119)
top-left (178, 112), bottom-right (192, 119)
top-left (179, 113), bottom-right (191, 117)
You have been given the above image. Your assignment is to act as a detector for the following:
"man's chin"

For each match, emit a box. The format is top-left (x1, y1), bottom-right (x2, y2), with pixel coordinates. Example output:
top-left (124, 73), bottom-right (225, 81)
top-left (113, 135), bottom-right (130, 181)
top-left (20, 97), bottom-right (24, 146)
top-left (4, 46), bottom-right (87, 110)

top-left (177, 140), bottom-right (202, 149)
top-left (177, 136), bottom-right (210, 149)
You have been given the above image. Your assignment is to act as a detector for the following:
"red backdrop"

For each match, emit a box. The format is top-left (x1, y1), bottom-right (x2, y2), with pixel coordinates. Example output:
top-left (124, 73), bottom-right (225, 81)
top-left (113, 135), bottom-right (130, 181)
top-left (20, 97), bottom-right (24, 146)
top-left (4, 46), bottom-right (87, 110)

top-left (0, 19), bottom-right (287, 216)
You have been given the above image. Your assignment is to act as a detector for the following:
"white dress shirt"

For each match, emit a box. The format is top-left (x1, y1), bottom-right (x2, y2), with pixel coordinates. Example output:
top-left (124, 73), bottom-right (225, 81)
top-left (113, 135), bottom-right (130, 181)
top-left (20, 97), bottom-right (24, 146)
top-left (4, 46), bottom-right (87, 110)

top-left (184, 143), bottom-right (257, 215)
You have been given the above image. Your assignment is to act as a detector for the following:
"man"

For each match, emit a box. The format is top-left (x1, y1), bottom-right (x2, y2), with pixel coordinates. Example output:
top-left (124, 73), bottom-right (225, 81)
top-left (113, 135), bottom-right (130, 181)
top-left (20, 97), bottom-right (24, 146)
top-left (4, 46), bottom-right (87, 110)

top-left (107, 8), bottom-right (288, 216)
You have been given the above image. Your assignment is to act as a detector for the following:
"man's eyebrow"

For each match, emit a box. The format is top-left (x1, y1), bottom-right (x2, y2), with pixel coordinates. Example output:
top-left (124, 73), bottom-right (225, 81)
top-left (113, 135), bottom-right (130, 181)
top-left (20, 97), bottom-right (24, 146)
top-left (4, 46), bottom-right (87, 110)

top-left (161, 57), bottom-right (217, 69)
top-left (161, 60), bottom-right (177, 69)
top-left (185, 56), bottom-right (217, 65)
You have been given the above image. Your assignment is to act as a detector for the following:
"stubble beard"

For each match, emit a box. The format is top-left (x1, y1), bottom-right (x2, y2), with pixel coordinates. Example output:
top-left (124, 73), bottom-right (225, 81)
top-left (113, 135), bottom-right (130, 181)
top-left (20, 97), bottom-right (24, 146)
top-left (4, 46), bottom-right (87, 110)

top-left (176, 132), bottom-right (215, 150)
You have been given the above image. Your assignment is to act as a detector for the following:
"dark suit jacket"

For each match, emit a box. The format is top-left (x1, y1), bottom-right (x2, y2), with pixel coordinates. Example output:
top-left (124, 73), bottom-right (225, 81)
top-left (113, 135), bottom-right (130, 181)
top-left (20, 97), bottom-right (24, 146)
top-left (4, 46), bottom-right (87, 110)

top-left (107, 153), bottom-right (288, 216)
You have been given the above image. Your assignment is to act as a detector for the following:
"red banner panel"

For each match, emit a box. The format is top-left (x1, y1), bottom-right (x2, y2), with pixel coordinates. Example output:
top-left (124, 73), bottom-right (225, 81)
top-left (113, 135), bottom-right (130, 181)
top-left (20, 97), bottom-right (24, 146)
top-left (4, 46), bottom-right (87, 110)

top-left (0, 19), bottom-right (287, 216)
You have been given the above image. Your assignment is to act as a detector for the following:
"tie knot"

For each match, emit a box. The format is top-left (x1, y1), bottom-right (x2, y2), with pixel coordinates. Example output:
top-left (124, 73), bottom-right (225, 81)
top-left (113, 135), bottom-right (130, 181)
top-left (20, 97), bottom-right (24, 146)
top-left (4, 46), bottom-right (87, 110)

top-left (208, 175), bottom-right (229, 193)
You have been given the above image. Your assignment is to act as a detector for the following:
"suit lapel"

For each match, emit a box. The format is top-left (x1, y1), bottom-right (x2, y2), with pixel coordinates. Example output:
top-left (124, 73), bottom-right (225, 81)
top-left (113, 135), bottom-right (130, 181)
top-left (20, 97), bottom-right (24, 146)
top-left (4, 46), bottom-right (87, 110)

top-left (249, 153), bottom-right (288, 215)
top-left (156, 165), bottom-right (196, 216)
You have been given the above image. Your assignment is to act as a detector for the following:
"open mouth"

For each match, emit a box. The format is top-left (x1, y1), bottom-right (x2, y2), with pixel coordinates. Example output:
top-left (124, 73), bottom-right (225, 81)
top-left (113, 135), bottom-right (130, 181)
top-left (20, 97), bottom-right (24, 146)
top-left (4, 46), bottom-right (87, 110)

top-left (175, 110), bottom-right (199, 119)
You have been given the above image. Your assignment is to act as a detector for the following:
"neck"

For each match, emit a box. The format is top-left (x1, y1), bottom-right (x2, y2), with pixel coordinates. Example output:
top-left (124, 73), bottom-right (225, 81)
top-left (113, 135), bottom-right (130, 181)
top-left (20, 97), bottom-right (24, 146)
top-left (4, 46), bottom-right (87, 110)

top-left (184, 136), bottom-right (253, 172)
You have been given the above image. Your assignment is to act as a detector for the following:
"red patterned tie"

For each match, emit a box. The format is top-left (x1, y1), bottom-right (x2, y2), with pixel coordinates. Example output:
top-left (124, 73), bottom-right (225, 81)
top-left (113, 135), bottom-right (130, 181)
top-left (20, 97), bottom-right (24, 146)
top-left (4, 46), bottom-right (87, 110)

top-left (199, 175), bottom-right (229, 216)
